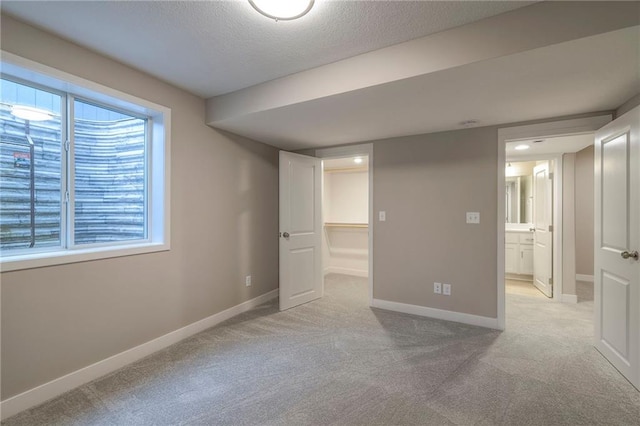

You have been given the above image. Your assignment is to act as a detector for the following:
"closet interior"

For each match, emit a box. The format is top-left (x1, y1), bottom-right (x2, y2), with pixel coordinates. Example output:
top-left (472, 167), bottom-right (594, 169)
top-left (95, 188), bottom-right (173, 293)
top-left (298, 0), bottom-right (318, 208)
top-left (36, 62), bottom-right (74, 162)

top-left (323, 156), bottom-right (369, 277)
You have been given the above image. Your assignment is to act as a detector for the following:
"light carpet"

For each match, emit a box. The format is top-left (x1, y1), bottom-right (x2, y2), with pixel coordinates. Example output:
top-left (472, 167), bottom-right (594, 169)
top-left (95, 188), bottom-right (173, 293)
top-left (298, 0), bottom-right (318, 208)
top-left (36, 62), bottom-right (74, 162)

top-left (3, 274), bottom-right (638, 425)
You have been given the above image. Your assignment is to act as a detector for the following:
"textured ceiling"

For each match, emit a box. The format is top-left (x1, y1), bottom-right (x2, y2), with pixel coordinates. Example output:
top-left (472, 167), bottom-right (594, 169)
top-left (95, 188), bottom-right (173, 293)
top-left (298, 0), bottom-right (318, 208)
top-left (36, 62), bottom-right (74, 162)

top-left (0, 1), bottom-right (535, 97)
top-left (3, 1), bottom-right (637, 151)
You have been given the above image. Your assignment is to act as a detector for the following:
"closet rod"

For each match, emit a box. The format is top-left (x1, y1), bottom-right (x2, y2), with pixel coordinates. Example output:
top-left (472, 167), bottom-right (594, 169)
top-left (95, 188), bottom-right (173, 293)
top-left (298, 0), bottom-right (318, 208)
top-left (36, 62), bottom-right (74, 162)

top-left (324, 222), bottom-right (368, 228)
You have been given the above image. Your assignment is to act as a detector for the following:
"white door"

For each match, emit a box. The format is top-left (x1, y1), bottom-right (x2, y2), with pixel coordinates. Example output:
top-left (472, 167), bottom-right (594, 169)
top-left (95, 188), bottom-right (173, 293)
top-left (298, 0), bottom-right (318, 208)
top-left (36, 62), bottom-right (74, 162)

top-left (533, 162), bottom-right (553, 297)
top-left (594, 106), bottom-right (639, 389)
top-left (279, 151), bottom-right (323, 311)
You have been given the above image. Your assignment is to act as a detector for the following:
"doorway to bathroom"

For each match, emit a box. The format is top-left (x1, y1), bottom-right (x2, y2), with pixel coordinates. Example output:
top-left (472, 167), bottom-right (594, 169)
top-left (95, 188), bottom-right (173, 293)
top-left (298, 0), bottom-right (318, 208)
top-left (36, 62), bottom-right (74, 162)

top-left (497, 114), bottom-right (610, 331)
top-left (505, 158), bottom-right (555, 298)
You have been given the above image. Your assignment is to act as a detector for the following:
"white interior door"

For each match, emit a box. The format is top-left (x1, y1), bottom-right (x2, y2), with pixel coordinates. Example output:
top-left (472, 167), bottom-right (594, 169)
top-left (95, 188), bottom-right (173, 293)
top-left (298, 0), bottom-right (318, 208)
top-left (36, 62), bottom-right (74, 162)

top-left (279, 151), bottom-right (323, 311)
top-left (594, 106), bottom-right (639, 389)
top-left (533, 162), bottom-right (553, 297)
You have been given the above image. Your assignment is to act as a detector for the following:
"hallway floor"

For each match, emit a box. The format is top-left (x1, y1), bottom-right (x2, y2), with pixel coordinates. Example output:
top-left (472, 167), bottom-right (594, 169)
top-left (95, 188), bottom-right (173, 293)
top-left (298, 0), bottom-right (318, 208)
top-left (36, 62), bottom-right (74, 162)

top-left (4, 274), bottom-right (638, 425)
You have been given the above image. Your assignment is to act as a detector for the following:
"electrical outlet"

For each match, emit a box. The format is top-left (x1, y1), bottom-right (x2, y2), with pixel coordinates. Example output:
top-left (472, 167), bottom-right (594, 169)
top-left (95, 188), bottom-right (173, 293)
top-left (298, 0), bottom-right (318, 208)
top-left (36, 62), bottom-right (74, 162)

top-left (434, 282), bottom-right (442, 294)
top-left (245, 275), bottom-right (252, 287)
top-left (466, 212), bottom-right (480, 224)
top-left (443, 283), bottom-right (451, 296)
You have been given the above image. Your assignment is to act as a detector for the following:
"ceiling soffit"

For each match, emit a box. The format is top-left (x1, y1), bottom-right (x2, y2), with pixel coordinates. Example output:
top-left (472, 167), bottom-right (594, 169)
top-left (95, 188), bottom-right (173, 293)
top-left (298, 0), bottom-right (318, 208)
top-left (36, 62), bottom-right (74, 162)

top-left (206, 2), bottom-right (639, 150)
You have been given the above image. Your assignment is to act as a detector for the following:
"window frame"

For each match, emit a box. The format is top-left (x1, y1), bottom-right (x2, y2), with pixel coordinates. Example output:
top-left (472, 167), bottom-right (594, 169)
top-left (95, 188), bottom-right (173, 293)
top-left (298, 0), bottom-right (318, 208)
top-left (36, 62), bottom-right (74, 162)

top-left (0, 52), bottom-right (171, 272)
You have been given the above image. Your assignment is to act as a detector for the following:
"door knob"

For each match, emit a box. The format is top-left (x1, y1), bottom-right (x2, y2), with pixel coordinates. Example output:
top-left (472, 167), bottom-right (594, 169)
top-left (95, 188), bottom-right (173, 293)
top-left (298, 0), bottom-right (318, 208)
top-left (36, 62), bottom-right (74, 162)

top-left (621, 250), bottom-right (639, 260)
top-left (282, 232), bottom-right (290, 239)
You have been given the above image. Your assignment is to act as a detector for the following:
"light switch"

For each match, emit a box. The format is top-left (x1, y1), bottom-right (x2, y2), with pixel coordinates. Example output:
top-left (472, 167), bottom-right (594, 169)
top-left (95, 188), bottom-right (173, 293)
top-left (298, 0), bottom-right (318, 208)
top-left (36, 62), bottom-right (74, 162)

top-left (379, 211), bottom-right (386, 221)
top-left (466, 212), bottom-right (480, 224)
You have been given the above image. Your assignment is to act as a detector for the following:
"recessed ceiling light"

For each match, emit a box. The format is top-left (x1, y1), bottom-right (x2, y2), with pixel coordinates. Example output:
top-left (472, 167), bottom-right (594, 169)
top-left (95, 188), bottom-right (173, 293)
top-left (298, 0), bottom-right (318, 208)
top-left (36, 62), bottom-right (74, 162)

top-left (514, 144), bottom-right (530, 151)
top-left (11, 105), bottom-right (53, 121)
top-left (354, 157), bottom-right (363, 164)
top-left (249, 0), bottom-right (314, 21)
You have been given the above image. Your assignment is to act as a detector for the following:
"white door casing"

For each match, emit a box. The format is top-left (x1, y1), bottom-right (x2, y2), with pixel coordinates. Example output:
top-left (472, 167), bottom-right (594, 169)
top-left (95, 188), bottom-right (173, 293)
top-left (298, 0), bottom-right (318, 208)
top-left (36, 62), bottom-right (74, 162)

top-left (533, 162), bottom-right (553, 297)
top-left (594, 106), bottom-right (640, 389)
top-left (279, 151), bottom-right (323, 311)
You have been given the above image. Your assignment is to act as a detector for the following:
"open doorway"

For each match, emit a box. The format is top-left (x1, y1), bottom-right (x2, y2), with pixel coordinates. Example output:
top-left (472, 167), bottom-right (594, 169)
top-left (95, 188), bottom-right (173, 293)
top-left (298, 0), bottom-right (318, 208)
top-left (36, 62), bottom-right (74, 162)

top-left (316, 144), bottom-right (374, 306)
top-left (321, 156), bottom-right (370, 304)
top-left (505, 158), bottom-right (555, 299)
top-left (497, 115), bottom-right (611, 330)
top-left (504, 134), bottom-right (596, 302)
top-left (323, 156), bottom-right (369, 275)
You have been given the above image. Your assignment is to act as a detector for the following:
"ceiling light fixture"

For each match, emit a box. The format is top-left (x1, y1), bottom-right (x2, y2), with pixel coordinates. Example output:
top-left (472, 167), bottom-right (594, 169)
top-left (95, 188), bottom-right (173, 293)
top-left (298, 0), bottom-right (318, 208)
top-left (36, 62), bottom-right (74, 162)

top-left (354, 157), bottom-right (363, 164)
top-left (10, 105), bottom-right (53, 121)
top-left (249, 0), bottom-right (314, 21)
top-left (514, 144), bottom-right (530, 151)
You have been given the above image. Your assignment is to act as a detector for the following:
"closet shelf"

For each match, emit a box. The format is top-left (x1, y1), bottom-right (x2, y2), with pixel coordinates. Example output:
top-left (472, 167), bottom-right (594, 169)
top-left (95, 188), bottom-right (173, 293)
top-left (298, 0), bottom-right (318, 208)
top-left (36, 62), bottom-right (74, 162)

top-left (324, 222), bottom-right (368, 228)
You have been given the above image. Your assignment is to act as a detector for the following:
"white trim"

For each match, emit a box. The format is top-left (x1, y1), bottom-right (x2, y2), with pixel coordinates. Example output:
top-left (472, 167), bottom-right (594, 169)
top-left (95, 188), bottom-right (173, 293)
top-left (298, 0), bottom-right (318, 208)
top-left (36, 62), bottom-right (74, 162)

top-left (0, 242), bottom-right (169, 272)
top-left (315, 144), bottom-right (374, 306)
top-left (0, 51), bottom-right (170, 117)
top-left (0, 289), bottom-right (278, 420)
top-left (324, 267), bottom-right (368, 277)
top-left (576, 274), bottom-right (594, 282)
top-left (552, 155), bottom-right (564, 304)
top-left (562, 294), bottom-right (578, 304)
top-left (505, 273), bottom-right (534, 282)
top-left (497, 121), bottom-right (506, 330)
top-left (372, 299), bottom-right (500, 330)
top-left (0, 51), bottom-right (171, 272)
top-left (497, 114), bottom-right (612, 331)
top-left (500, 115), bottom-right (611, 142)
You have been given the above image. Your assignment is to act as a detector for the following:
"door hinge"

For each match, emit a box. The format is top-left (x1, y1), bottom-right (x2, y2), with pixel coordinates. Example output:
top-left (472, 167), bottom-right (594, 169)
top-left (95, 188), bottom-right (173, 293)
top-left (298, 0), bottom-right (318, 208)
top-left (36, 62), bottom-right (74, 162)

top-left (548, 277), bottom-right (553, 285)
top-left (548, 172), bottom-right (554, 180)
top-left (64, 140), bottom-right (70, 152)
top-left (548, 225), bottom-right (553, 232)
top-left (64, 191), bottom-right (70, 203)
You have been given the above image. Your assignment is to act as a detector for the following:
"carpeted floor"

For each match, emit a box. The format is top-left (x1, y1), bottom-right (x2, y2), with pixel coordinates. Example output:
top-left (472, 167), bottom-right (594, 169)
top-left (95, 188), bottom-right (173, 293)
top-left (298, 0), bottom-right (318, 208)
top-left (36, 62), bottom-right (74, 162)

top-left (4, 274), bottom-right (638, 425)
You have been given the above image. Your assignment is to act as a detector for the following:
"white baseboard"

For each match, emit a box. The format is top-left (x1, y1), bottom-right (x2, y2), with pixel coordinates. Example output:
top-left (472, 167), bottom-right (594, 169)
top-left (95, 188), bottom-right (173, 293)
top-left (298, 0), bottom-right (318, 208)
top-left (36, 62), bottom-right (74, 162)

top-left (325, 266), bottom-right (368, 277)
top-left (576, 274), bottom-right (594, 283)
top-left (562, 294), bottom-right (578, 304)
top-left (505, 273), bottom-right (533, 282)
top-left (0, 289), bottom-right (278, 421)
top-left (371, 299), bottom-right (500, 330)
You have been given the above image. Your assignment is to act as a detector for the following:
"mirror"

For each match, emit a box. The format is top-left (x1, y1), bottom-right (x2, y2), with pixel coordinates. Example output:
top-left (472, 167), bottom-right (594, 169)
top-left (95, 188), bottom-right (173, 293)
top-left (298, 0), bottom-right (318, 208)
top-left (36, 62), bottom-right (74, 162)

top-left (505, 161), bottom-right (536, 224)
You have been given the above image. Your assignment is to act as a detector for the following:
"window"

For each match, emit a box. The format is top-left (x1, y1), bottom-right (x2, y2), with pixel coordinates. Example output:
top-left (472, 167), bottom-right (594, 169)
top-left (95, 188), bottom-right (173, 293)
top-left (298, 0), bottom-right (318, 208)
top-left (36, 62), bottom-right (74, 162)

top-left (1, 80), bottom-right (63, 251)
top-left (73, 100), bottom-right (147, 244)
top-left (0, 55), bottom-right (170, 271)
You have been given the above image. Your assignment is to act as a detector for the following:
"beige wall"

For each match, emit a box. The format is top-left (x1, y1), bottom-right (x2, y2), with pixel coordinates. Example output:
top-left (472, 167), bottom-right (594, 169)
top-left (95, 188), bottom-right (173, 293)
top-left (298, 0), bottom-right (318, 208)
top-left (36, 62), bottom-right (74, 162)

top-left (575, 145), bottom-right (595, 276)
top-left (372, 127), bottom-right (498, 318)
top-left (1, 16), bottom-right (279, 399)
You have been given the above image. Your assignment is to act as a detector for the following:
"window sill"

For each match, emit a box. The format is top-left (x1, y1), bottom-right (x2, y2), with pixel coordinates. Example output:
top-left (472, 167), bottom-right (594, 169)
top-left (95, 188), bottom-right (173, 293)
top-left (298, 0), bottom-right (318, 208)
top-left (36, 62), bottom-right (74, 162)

top-left (0, 242), bottom-right (170, 272)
